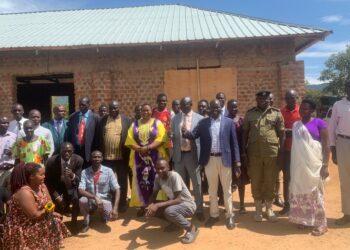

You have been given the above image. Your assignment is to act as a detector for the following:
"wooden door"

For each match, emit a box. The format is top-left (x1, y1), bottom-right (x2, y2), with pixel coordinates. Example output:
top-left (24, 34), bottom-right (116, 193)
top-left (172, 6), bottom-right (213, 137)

top-left (164, 67), bottom-right (237, 111)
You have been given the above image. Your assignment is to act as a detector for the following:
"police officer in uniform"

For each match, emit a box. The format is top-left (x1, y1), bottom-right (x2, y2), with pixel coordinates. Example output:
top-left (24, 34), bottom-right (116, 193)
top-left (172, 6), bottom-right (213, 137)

top-left (242, 91), bottom-right (285, 222)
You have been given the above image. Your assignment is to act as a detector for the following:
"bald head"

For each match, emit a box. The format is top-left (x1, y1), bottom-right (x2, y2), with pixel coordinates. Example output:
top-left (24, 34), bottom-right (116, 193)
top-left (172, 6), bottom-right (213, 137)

top-left (180, 96), bottom-right (192, 114)
top-left (79, 97), bottom-right (90, 114)
top-left (109, 100), bottom-right (120, 118)
top-left (285, 89), bottom-right (298, 110)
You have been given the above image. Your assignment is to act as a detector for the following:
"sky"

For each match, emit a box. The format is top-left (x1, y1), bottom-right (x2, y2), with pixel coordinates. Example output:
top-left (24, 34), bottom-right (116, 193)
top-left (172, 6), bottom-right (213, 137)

top-left (1, 0), bottom-right (349, 85)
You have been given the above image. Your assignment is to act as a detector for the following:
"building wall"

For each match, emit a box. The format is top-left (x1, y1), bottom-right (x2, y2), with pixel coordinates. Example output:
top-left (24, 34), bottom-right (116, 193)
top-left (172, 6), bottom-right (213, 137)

top-left (0, 38), bottom-right (305, 117)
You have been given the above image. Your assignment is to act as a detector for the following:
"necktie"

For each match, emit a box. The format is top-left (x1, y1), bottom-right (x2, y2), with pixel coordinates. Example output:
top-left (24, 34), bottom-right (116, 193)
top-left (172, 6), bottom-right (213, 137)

top-left (78, 117), bottom-right (85, 144)
top-left (61, 161), bottom-right (72, 190)
top-left (17, 121), bottom-right (21, 131)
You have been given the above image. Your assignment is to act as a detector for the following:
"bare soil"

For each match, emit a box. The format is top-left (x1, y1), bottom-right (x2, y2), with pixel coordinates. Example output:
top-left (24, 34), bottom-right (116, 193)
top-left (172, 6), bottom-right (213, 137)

top-left (64, 162), bottom-right (350, 250)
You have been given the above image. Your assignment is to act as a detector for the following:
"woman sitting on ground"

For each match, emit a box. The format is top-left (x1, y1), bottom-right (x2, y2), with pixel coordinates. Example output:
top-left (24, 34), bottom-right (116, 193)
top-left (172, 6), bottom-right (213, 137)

top-left (288, 99), bottom-right (330, 236)
top-left (3, 162), bottom-right (70, 249)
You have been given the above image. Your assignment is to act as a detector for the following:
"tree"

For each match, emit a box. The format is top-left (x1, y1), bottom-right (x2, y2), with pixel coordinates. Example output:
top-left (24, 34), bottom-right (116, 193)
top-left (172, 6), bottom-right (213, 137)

top-left (319, 45), bottom-right (350, 96)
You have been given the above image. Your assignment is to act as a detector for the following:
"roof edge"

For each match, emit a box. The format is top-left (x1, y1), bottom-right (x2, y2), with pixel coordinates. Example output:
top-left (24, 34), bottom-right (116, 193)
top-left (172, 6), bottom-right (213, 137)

top-left (0, 32), bottom-right (330, 52)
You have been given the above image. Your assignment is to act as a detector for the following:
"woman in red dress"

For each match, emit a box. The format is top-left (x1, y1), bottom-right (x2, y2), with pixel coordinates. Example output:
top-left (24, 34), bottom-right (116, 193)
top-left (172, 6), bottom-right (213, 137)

top-left (3, 162), bottom-right (70, 249)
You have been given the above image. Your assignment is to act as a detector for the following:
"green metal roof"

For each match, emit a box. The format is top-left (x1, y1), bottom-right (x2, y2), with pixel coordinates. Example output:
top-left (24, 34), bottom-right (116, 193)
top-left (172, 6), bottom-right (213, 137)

top-left (0, 4), bottom-right (331, 51)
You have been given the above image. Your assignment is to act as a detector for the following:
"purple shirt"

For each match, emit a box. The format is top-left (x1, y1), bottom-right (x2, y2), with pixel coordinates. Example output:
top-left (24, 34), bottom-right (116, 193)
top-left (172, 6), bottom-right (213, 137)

top-left (305, 118), bottom-right (327, 142)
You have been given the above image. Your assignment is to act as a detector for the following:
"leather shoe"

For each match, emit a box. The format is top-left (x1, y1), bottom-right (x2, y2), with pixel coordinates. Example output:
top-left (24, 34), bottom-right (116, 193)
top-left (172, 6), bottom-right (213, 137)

top-left (226, 217), bottom-right (235, 230)
top-left (205, 217), bottom-right (219, 228)
top-left (279, 203), bottom-right (290, 216)
top-left (80, 225), bottom-right (90, 233)
top-left (273, 197), bottom-right (284, 208)
top-left (196, 212), bottom-right (205, 222)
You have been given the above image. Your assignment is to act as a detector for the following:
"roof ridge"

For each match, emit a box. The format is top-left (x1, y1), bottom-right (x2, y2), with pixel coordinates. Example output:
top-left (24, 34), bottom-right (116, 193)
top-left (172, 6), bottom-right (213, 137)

top-left (179, 4), bottom-right (330, 32)
top-left (0, 3), bottom-right (331, 32)
top-left (0, 4), bottom-right (180, 16)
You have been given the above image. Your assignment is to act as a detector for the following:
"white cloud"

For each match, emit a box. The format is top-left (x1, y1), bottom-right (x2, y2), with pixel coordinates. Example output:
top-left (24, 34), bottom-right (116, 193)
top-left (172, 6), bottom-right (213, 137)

top-left (305, 76), bottom-right (322, 85)
top-left (0, 0), bottom-right (85, 13)
top-left (299, 51), bottom-right (334, 58)
top-left (322, 15), bottom-right (344, 23)
top-left (298, 41), bottom-right (350, 58)
top-left (321, 14), bottom-right (350, 25)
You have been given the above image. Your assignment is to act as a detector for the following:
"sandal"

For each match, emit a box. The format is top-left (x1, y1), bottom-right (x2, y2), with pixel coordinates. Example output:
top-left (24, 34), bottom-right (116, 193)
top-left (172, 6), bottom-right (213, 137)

top-left (311, 226), bottom-right (328, 236)
top-left (181, 226), bottom-right (199, 244)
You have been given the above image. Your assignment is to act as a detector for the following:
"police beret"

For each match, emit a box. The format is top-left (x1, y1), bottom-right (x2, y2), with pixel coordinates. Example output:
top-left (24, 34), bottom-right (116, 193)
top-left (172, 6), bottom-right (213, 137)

top-left (256, 90), bottom-right (271, 97)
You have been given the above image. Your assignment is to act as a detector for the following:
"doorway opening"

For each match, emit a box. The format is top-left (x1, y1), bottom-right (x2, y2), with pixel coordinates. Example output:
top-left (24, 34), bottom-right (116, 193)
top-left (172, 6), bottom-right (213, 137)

top-left (16, 74), bottom-right (74, 123)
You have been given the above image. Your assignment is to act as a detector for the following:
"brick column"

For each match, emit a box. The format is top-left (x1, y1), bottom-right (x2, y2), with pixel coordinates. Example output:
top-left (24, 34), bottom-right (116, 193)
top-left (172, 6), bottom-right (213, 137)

top-left (0, 74), bottom-right (16, 117)
top-left (278, 61), bottom-right (305, 101)
top-left (90, 71), bottom-right (113, 110)
top-left (74, 71), bottom-right (93, 110)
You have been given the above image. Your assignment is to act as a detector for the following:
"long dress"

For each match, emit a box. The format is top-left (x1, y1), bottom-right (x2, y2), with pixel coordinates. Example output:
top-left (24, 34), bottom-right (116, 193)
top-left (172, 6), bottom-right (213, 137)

top-left (3, 184), bottom-right (70, 250)
top-left (12, 136), bottom-right (51, 164)
top-left (288, 119), bottom-right (327, 228)
top-left (125, 118), bottom-right (168, 207)
top-left (232, 116), bottom-right (250, 187)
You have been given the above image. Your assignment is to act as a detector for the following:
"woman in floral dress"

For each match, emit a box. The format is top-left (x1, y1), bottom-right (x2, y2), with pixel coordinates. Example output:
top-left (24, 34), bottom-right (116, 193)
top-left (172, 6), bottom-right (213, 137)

top-left (12, 120), bottom-right (50, 165)
top-left (3, 162), bottom-right (70, 249)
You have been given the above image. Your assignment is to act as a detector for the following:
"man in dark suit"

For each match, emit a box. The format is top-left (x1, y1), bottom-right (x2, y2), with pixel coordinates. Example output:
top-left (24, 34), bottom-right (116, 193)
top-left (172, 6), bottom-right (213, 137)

top-left (171, 97), bottom-right (204, 221)
top-left (98, 100), bottom-right (131, 212)
top-left (183, 99), bottom-right (241, 230)
top-left (45, 142), bottom-right (83, 227)
top-left (42, 104), bottom-right (68, 155)
top-left (66, 97), bottom-right (99, 167)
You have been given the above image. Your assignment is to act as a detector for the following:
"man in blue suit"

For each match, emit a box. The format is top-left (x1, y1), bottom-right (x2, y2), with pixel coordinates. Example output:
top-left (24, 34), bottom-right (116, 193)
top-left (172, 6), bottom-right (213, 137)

top-left (43, 105), bottom-right (68, 155)
top-left (183, 99), bottom-right (241, 230)
top-left (66, 97), bottom-right (99, 168)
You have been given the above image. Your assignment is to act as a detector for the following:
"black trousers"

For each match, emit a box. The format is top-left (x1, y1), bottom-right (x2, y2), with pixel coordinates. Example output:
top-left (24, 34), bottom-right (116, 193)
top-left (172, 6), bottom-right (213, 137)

top-left (53, 188), bottom-right (79, 221)
top-left (0, 187), bottom-right (10, 219)
top-left (282, 151), bottom-right (291, 204)
top-left (104, 159), bottom-right (129, 209)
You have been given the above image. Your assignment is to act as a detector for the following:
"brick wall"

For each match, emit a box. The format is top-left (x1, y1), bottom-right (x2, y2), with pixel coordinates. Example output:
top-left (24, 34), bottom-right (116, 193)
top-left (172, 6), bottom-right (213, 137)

top-left (0, 37), bottom-right (305, 117)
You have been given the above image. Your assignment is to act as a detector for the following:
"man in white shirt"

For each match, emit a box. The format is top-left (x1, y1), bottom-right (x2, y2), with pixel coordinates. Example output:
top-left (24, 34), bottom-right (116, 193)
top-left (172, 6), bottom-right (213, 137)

top-left (8, 103), bottom-right (28, 137)
top-left (20, 109), bottom-right (55, 157)
top-left (329, 80), bottom-right (350, 225)
top-left (0, 115), bottom-right (16, 189)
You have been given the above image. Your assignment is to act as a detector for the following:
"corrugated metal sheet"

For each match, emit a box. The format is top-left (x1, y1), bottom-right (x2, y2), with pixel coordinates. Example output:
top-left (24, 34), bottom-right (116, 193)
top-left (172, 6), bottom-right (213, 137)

top-left (0, 4), bottom-right (330, 49)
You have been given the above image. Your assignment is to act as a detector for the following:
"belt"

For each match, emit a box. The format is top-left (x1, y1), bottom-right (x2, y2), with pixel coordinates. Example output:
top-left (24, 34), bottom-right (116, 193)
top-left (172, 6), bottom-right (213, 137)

top-left (338, 134), bottom-right (350, 140)
top-left (210, 153), bottom-right (221, 157)
top-left (181, 151), bottom-right (191, 153)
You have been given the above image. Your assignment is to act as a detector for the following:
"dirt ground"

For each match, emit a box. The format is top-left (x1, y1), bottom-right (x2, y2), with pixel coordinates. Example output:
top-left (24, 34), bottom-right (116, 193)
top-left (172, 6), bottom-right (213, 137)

top-left (64, 162), bottom-right (350, 250)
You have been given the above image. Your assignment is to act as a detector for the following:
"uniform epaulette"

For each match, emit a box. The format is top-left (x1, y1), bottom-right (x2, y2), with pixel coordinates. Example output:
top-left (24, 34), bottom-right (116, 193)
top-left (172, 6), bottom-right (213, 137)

top-left (270, 106), bottom-right (280, 111)
top-left (247, 107), bottom-right (257, 112)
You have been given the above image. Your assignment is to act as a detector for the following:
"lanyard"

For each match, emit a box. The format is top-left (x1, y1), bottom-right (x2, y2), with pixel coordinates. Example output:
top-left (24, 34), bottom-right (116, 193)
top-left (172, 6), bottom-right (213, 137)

top-left (93, 170), bottom-right (101, 194)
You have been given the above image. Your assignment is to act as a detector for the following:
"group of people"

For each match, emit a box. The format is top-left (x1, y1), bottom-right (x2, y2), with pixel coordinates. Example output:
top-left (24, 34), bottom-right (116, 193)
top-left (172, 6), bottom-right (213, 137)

top-left (0, 81), bottom-right (350, 248)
